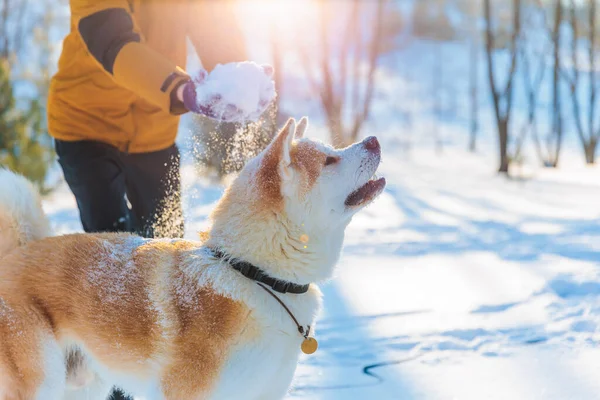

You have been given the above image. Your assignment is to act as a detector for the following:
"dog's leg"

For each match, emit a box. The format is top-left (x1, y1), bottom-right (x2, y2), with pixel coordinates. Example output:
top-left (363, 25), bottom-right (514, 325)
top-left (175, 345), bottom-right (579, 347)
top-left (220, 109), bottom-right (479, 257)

top-left (0, 312), bottom-right (66, 400)
top-left (33, 338), bottom-right (67, 400)
top-left (63, 348), bottom-right (114, 400)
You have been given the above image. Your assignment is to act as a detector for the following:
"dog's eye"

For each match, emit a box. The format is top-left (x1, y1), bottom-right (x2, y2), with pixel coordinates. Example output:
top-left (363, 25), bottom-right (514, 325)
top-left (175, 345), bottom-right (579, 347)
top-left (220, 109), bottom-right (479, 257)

top-left (325, 156), bottom-right (339, 166)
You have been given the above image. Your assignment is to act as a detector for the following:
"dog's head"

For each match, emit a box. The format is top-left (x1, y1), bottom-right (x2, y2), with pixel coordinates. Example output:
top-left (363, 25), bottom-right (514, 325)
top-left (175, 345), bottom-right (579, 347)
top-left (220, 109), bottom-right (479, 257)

top-left (208, 117), bottom-right (385, 283)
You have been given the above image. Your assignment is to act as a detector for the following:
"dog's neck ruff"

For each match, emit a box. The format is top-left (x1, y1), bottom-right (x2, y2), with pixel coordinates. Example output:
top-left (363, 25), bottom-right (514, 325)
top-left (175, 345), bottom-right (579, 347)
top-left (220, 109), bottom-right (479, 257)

top-left (210, 248), bottom-right (311, 294)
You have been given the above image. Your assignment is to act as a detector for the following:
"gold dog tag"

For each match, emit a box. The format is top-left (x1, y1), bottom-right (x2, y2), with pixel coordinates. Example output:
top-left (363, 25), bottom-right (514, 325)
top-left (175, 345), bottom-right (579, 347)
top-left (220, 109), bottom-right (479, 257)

top-left (301, 337), bottom-right (318, 355)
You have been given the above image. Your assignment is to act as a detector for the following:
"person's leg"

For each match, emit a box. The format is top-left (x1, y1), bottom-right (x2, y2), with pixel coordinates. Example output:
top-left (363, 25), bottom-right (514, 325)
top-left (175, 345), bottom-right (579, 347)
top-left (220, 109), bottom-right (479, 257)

top-left (123, 144), bottom-right (184, 239)
top-left (55, 140), bottom-right (131, 233)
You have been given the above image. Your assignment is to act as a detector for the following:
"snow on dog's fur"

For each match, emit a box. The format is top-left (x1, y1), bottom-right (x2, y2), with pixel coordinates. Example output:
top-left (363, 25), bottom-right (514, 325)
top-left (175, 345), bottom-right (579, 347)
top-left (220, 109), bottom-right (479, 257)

top-left (0, 117), bottom-right (385, 400)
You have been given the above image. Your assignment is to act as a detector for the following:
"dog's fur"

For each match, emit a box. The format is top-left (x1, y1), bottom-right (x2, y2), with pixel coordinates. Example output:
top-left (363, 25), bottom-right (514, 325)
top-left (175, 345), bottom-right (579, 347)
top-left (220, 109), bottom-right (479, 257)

top-left (0, 117), bottom-right (384, 400)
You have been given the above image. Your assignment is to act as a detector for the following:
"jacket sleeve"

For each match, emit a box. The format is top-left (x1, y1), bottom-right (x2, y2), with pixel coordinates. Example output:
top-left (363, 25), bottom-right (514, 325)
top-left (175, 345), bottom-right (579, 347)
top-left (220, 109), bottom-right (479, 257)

top-left (73, 0), bottom-right (189, 115)
top-left (187, 0), bottom-right (248, 72)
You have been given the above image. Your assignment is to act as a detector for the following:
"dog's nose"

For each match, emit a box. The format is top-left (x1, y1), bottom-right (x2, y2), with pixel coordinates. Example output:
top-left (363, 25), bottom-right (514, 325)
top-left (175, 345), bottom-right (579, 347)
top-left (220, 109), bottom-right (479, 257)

top-left (364, 136), bottom-right (380, 152)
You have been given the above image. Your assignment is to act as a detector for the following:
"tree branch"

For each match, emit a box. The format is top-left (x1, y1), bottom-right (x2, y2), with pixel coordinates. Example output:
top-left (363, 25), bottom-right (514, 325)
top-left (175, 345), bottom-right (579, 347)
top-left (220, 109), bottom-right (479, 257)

top-left (351, 0), bottom-right (385, 142)
top-left (339, 0), bottom-right (360, 119)
top-left (484, 0), bottom-right (502, 124)
top-left (588, 0), bottom-right (597, 140)
top-left (568, 0), bottom-right (588, 145)
top-left (503, 0), bottom-right (522, 115)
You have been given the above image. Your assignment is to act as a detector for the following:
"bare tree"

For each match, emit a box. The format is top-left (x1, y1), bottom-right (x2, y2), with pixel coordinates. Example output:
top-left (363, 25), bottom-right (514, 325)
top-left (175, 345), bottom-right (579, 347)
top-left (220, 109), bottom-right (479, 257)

top-left (469, 33), bottom-right (480, 152)
top-left (563, 0), bottom-right (600, 164)
top-left (0, 0), bottom-right (43, 63)
top-left (413, 0), bottom-right (456, 154)
top-left (484, 0), bottom-right (522, 173)
top-left (546, 0), bottom-right (564, 167)
top-left (520, 0), bottom-right (564, 167)
top-left (269, 19), bottom-right (283, 125)
top-left (512, 3), bottom-right (549, 163)
top-left (433, 40), bottom-right (444, 154)
top-left (452, 0), bottom-right (483, 152)
top-left (301, 0), bottom-right (387, 148)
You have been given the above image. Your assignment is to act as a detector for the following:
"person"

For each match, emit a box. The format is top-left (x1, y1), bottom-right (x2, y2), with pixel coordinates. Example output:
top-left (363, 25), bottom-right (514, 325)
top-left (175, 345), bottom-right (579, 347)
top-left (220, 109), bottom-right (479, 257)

top-left (47, 1), bottom-right (257, 398)
top-left (48, 0), bottom-right (250, 238)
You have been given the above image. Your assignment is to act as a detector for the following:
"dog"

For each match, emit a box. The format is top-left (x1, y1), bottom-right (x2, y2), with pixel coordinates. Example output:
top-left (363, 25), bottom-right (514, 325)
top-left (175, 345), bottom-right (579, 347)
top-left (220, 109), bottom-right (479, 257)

top-left (0, 117), bottom-right (385, 400)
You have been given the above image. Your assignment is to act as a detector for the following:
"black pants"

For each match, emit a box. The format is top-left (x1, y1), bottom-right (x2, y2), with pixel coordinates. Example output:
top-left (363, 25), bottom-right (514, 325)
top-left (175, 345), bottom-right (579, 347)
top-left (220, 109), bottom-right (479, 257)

top-left (55, 139), bottom-right (184, 400)
top-left (55, 139), bottom-right (184, 239)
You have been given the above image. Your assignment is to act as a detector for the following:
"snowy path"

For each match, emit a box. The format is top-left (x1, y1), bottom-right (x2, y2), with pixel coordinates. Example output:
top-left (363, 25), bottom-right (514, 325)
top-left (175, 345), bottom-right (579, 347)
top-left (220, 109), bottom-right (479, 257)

top-left (289, 151), bottom-right (600, 399)
top-left (44, 150), bottom-right (600, 399)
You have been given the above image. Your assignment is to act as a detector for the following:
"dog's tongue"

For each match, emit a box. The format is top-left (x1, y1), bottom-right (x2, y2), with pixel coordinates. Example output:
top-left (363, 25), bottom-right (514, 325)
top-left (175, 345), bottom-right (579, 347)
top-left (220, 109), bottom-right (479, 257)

top-left (345, 178), bottom-right (386, 207)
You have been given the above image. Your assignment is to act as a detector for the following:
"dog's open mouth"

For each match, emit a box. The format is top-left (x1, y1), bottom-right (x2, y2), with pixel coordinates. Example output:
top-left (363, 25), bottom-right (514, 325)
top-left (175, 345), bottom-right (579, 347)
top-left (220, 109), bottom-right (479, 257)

top-left (345, 176), bottom-right (386, 207)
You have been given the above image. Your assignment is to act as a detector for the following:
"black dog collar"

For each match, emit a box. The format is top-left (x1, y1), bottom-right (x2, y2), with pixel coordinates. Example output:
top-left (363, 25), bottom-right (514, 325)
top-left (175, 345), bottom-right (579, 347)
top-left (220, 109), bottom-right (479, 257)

top-left (210, 248), bottom-right (310, 294)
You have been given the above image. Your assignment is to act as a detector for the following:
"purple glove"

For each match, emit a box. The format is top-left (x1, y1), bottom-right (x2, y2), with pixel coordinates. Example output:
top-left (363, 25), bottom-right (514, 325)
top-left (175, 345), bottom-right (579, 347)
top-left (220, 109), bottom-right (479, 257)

top-left (181, 63), bottom-right (276, 123)
top-left (181, 69), bottom-right (219, 117)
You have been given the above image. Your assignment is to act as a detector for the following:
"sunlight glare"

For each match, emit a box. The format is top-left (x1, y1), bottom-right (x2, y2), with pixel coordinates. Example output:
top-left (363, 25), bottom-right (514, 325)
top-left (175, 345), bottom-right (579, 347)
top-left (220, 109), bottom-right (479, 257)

top-left (237, 0), bottom-right (318, 33)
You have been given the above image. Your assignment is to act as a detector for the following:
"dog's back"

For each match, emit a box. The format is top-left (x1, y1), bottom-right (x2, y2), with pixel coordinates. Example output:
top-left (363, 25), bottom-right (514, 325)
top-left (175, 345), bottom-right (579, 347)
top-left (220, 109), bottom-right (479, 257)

top-left (0, 169), bottom-right (50, 259)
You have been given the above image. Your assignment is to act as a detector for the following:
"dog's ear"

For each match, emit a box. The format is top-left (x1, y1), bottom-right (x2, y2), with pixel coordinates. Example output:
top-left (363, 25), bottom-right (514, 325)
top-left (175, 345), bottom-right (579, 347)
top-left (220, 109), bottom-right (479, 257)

top-left (295, 116), bottom-right (308, 139)
top-left (257, 118), bottom-right (297, 205)
top-left (271, 117), bottom-right (296, 167)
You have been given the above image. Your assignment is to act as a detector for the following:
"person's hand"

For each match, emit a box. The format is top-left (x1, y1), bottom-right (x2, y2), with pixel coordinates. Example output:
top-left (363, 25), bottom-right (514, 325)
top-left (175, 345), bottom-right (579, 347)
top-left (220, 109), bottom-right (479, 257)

top-left (178, 64), bottom-right (275, 123)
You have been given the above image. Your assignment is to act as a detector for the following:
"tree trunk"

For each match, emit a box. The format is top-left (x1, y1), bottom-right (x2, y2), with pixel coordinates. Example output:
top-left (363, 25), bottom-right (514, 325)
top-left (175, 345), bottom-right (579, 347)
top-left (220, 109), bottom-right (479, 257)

top-left (306, 0), bottom-right (385, 147)
top-left (584, 140), bottom-right (597, 164)
top-left (588, 0), bottom-right (596, 144)
top-left (484, 0), bottom-right (519, 174)
top-left (269, 22), bottom-right (282, 131)
top-left (349, 0), bottom-right (384, 144)
top-left (550, 0), bottom-right (563, 167)
top-left (469, 37), bottom-right (479, 152)
top-left (498, 119), bottom-right (510, 173)
top-left (434, 41), bottom-right (443, 155)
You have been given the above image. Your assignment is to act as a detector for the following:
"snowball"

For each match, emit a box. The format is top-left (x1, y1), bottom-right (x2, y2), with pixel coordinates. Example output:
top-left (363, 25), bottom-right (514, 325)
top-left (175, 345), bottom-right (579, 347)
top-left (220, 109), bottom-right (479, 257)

top-left (194, 61), bottom-right (276, 123)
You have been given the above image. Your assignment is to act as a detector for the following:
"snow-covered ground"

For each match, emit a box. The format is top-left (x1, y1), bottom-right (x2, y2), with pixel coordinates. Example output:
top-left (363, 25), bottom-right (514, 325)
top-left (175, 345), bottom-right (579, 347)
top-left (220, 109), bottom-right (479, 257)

top-left (43, 137), bottom-right (600, 399)
top-left (287, 146), bottom-right (600, 400)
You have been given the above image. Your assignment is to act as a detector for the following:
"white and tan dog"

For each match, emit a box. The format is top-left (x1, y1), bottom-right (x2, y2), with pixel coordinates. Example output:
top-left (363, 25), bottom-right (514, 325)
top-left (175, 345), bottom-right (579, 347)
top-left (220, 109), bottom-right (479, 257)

top-left (0, 117), bottom-right (385, 400)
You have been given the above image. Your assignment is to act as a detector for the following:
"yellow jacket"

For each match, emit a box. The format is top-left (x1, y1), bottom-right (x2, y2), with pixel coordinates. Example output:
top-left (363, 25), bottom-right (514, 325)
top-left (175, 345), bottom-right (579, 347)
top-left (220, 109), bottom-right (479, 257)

top-left (48, 0), bottom-right (246, 153)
